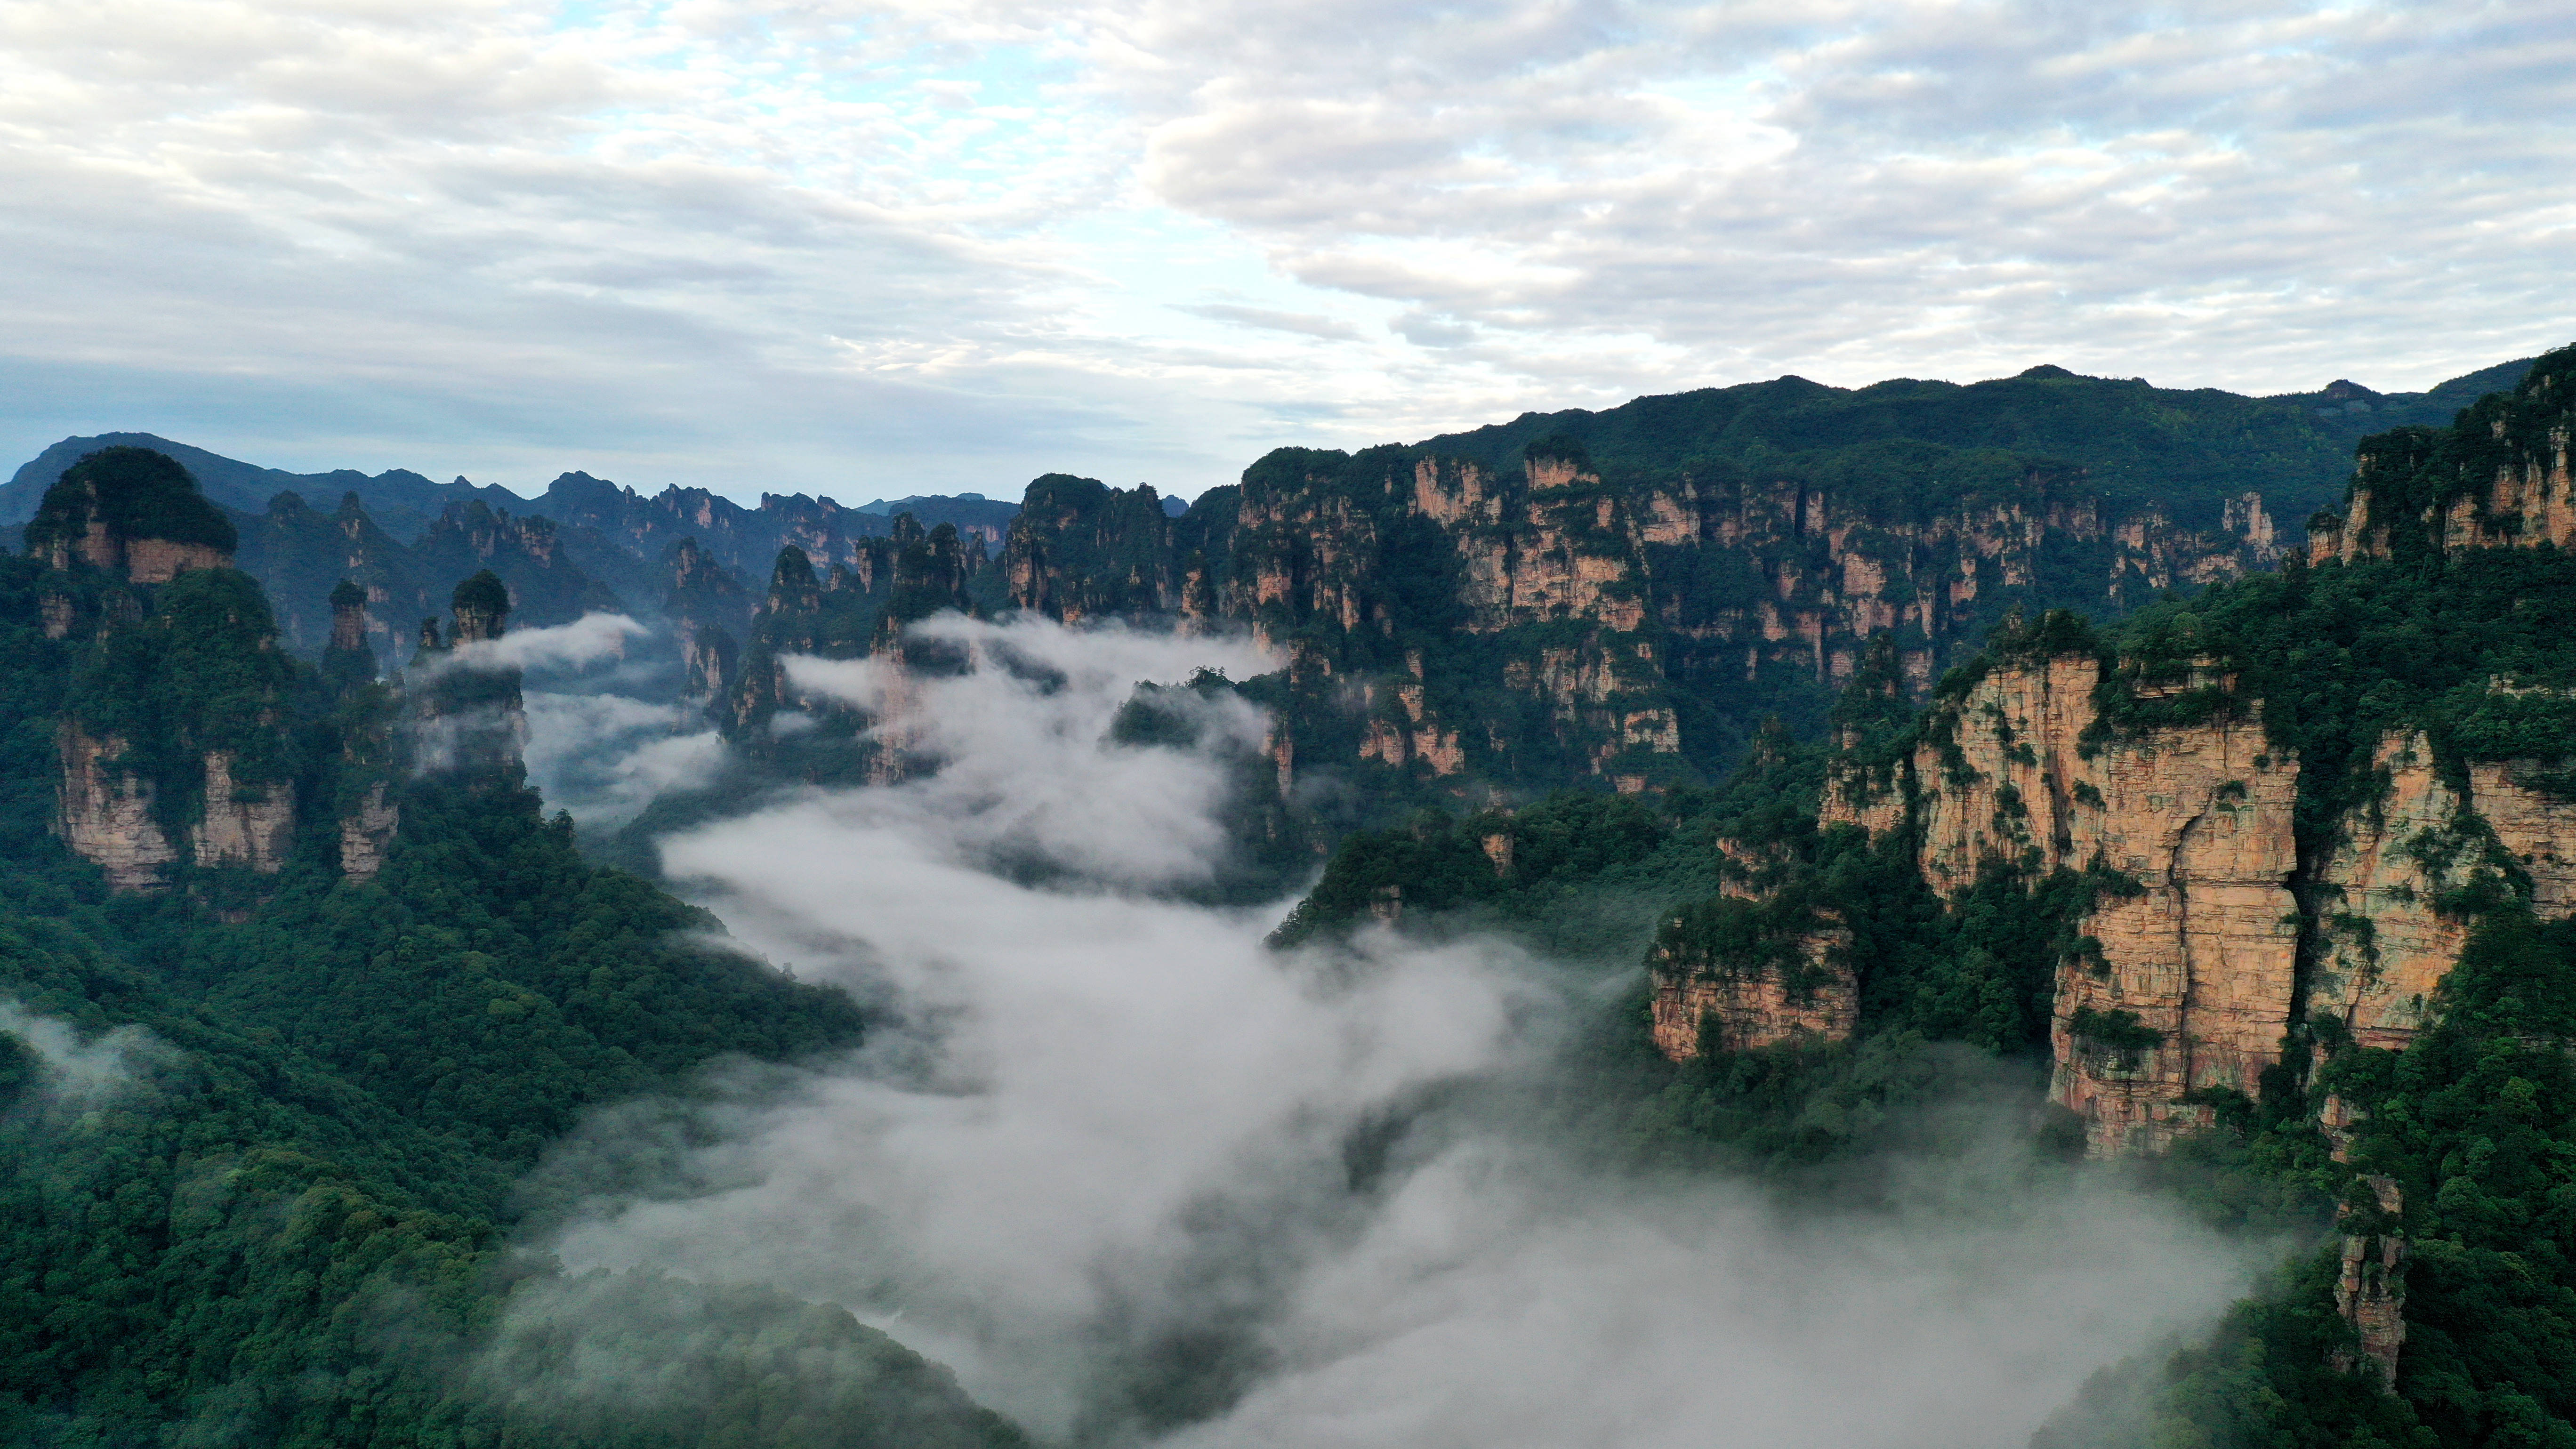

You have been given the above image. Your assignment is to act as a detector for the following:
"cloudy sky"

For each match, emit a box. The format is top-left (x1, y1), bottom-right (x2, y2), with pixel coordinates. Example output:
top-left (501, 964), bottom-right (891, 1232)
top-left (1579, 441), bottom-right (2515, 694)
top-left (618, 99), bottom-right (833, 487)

top-left (3, 0), bottom-right (2570, 502)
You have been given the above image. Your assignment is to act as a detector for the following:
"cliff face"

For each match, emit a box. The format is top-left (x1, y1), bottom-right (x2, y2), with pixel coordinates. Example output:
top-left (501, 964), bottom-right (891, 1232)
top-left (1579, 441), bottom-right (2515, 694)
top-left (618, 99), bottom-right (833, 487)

top-left (37, 455), bottom-right (318, 893)
top-left (56, 725), bottom-right (181, 891)
top-left (1809, 649), bottom-right (2304, 1153)
top-left (338, 781), bottom-right (397, 882)
top-left (1006, 438), bottom-right (2281, 803)
top-left (1658, 354), bottom-right (2576, 1149)
top-left (2310, 360), bottom-right (2576, 564)
top-left (1735, 642), bottom-right (2576, 1155)
top-left (665, 538), bottom-right (746, 715)
top-left (1648, 913), bottom-right (1856, 1058)
top-left (188, 750), bottom-right (296, 873)
top-left (2306, 737), bottom-right (2576, 1050)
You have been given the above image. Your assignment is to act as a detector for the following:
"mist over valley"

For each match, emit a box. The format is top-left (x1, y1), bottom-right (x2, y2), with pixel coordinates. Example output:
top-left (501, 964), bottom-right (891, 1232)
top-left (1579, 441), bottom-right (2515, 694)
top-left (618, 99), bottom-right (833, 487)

top-left (3, 4), bottom-right (2573, 1444)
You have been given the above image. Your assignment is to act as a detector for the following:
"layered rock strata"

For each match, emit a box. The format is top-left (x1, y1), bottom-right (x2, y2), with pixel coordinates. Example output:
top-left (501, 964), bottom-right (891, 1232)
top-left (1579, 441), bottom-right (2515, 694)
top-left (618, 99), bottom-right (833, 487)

top-left (1815, 652), bottom-right (2303, 1154)
top-left (2308, 734), bottom-right (2576, 1048)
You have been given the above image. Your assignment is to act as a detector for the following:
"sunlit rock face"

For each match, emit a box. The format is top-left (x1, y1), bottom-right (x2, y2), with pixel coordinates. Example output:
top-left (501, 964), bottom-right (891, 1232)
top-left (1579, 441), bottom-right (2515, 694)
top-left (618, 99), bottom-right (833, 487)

top-left (2310, 359), bottom-right (2576, 565)
top-left (1806, 652), bottom-right (2302, 1155)
top-left (1766, 652), bottom-right (2576, 1156)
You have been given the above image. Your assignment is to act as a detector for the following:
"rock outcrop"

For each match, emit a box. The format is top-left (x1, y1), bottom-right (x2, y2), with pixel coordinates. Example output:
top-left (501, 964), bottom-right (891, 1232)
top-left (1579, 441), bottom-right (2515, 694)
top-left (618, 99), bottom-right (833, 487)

top-left (338, 781), bottom-right (397, 882)
top-left (1774, 651), bottom-right (2576, 1154)
top-left (1649, 911), bottom-right (1857, 1058)
top-left (723, 518), bottom-right (984, 763)
top-left (188, 751), bottom-right (296, 873)
top-left (2306, 733), bottom-right (2576, 1051)
top-left (56, 725), bottom-right (181, 891)
top-left (666, 538), bottom-right (746, 715)
top-left (38, 459), bottom-right (308, 894)
top-left (412, 571), bottom-right (529, 778)
top-left (2309, 360), bottom-right (2576, 564)
top-left (2333, 1175), bottom-right (2408, 1390)
top-left (56, 729), bottom-right (303, 891)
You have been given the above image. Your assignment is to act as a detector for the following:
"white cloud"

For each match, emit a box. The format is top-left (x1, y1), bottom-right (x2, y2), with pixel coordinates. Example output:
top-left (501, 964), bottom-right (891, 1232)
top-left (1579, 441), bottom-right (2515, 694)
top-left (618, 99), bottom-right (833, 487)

top-left (0, 0), bottom-right (2568, 499)
top-left (775, 611), bottom-right (1278, 886)
top-left (0, 999), bottom-right (167, 1103)
top-left (437, 612), bottom-right (648, 674)
top-left (521, 690), bottom-right (728, 825)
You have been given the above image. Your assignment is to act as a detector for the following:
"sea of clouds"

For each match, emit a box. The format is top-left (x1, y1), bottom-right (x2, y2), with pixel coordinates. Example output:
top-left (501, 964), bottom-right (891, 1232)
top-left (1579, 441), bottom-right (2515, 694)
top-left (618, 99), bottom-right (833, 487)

top-left (506, 613), bottom-right (2273, 1447)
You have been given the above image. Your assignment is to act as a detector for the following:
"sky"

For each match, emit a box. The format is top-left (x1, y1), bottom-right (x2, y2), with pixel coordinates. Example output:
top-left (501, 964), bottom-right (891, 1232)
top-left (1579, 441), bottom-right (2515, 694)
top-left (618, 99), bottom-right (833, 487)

top-left (2, 0), bottom-right (2571, 504)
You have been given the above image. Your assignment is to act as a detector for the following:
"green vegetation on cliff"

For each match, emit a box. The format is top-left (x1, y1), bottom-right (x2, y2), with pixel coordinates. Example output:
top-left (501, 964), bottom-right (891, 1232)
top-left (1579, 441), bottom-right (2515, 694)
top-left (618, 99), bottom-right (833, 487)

top-left (1283, 348), bottom-right (2576, 1444)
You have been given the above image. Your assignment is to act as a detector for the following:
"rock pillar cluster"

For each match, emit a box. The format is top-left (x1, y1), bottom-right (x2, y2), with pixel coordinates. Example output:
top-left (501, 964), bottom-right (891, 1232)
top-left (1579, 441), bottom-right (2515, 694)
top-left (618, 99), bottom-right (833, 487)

top-left (38, 447), bottom-right (421, 893)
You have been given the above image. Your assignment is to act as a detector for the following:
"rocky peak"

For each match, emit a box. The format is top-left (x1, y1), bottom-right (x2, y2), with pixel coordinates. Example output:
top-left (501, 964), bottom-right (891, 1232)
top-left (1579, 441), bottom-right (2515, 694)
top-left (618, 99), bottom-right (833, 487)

top-left (427, 499), bottom-right (558, 569)
top-left (411, 570), bottom-right (527, 779)
top-left (54, 566), bottom-right (300, 892)
top-left (2309, 342), bottom-right (2576, 564)
top-left (320, 578), bottom-right (379, 700)
top-left (328, 579), bottom-right (370, 654)
top-left (26, 445), bottom-right (236, 583)
top-left (1000, 475), bottom-right (1178, 623)
top-left (449, 569), bottom-right (511, 644)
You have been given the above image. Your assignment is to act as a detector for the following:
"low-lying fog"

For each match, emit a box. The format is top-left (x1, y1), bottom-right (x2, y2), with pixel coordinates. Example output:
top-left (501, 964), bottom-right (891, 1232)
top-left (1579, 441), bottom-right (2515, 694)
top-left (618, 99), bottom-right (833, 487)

top-left (511, 614), bottom-right (2264, 1448)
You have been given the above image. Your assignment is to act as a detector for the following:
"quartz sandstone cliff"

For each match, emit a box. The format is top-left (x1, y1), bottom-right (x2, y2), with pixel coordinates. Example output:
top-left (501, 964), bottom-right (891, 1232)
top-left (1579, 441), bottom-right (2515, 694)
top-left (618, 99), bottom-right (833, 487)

top-left (37, 450), bottom-right (311, 891)
top-left (1738, 649), bottom-right (2576, 1156)
top-left (56, 725), bottom-right (182, 891)
top-left (188, 750), bottom-right (295, 873)
top-left (1004, 447), bottom-right (2278, 798)
top-left (1648, 913), bottom-right (1857, 1059)
top-left (1799, 651), bottom-right (2304, 1153)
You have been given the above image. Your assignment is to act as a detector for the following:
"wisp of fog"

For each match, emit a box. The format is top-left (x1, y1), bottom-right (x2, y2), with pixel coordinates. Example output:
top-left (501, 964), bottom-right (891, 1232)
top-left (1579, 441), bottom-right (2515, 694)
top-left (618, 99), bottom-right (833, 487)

top-left (521, 613), bottom-right (2265, 1448)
